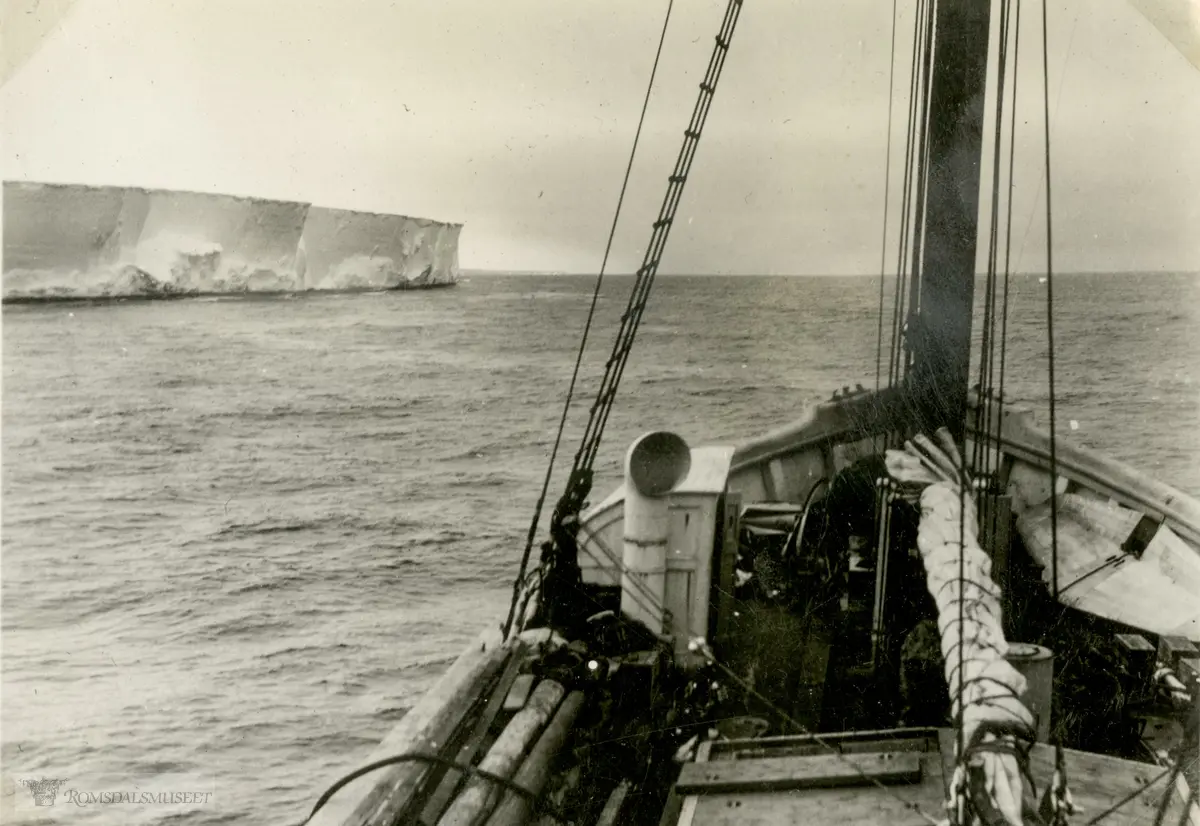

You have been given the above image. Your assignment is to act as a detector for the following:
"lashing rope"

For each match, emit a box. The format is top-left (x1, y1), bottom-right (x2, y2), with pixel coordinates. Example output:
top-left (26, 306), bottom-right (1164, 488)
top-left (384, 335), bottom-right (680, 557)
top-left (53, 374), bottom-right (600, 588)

top-left (887, 430), bottom-right (1039, 826)
top-left (295, 752), bottom-right (569, 826)
top-left (688, 639), bottom-right (943, 826)
top-left (575, 521), bottom-right (670, 625)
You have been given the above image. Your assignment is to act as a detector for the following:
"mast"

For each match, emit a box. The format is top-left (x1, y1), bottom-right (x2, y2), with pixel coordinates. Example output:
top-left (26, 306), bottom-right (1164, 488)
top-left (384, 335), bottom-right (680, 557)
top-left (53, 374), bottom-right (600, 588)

top-left (906, 0), bottom-right (994, 443)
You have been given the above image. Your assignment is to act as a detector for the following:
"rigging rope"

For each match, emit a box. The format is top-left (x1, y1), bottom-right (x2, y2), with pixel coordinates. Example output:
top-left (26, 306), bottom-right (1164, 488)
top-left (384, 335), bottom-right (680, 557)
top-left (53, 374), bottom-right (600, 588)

top-left (1078, 761), bottom-right (1182, 826)
top-left (876, 0), bottom-right (902, 396)
top-left (970, 2), bottom-right (1016, 720)
top-left (993, 0), bottom-right (1023, 490)
top-left (1012, 11), bottom-right (1079, 274)
top-left (888, 0), bottom-right (933, 392)
top-left (973, 0), bottom-right (1014, 487)
top-left (1037, 0), bottom-right (1076, 821)
top-left (1041, 0), bottom-right (1060, 607)
top-left (690, 641), bottom-right (943, 826)
top-left (505, 0), bottom-right (744, 638)
top-left (891, 3), bottom-right (918, 391)
top-left (905, 0), bottom-right (939, 370)
top-left (502, 0), bottom-right (677, 637)
top-left (574, 0), bottom-right (743, 475)
top-left (892, 0), bottom-right (939, 392)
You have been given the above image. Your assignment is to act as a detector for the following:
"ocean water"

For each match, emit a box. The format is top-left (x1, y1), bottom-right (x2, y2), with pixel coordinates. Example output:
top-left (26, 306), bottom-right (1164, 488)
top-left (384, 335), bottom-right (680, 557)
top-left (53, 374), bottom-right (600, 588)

top-left (3, 273), bottom-right (1198, 824)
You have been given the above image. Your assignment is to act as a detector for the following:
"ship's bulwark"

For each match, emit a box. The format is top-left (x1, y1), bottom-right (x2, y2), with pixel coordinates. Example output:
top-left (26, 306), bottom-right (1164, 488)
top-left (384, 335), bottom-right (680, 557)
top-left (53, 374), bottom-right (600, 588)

top-left (1, 182), bottom-right (461, 301)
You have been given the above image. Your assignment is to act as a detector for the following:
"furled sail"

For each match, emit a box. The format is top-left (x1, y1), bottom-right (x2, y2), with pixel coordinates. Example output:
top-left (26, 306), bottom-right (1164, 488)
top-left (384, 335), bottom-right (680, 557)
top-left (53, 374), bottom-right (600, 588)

top-left (887, 431), bottom-right (1037, 826)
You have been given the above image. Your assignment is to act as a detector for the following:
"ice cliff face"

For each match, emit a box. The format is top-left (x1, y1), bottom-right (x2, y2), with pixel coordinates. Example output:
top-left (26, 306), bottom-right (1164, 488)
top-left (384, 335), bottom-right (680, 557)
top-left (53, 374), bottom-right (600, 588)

top-left (1, 182), bottom-right (461, 301)
top-left (299, 206), bottom-right (461, 290)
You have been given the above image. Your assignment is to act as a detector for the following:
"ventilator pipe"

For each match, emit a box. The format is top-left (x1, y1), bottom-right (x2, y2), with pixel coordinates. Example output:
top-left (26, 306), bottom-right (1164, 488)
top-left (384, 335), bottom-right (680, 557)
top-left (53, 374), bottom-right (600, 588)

top-left (1004, 643), bottom-right (1055, 742)
top-left (621, 431), bottom-right (691, 634)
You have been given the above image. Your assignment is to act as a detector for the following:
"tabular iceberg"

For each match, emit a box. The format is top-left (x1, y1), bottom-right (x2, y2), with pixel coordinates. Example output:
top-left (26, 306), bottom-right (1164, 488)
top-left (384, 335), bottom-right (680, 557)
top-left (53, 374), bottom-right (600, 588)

top-left (2, 182), bottom-right (462, 302)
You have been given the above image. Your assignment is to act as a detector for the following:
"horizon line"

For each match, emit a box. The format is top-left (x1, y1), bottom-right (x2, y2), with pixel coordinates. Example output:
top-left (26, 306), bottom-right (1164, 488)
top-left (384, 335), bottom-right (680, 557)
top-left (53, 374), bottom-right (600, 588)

top-left (459, 269), bottom-right (1199, 278)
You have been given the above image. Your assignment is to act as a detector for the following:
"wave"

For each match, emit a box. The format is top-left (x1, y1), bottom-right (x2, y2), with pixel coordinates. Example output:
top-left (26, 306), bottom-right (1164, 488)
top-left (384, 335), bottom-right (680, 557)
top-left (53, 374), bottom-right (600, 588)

top-left (2, 245), bottom-right (440, 301)
top-left (310, 254), bottom-right (434, 290)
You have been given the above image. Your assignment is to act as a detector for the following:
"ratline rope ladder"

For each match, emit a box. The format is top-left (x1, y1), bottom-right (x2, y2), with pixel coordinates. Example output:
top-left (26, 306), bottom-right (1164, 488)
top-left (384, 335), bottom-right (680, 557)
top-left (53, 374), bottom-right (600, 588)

top-left (504, 0), bottom-right (744, 638)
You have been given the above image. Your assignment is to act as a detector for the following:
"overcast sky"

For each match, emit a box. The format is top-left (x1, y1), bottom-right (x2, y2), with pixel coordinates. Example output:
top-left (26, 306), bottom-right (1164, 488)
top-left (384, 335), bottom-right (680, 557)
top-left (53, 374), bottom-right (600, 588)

top-left (2, 0), bottom-right (1198, 274)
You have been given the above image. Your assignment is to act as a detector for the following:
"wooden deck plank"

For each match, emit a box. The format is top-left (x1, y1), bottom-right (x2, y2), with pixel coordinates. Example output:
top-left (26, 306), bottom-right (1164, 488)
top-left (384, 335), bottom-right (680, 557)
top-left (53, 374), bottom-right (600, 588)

top-left (937, 729), bottom-right (1182, 826)
top-left (686, 753), bottom-right (946, 826)
top-left (713, 737), bottom-right (931, 762)
top-left (708, 727), bottom-right (938, 757)
top-left (677, 751), bottom-right (922, 795)
top-left (595, 779), bottom-right (633, 826)
top-left (656, 789), bottom-right (686, 826)
top-left (1171, 771), bottom-right (1199, 826)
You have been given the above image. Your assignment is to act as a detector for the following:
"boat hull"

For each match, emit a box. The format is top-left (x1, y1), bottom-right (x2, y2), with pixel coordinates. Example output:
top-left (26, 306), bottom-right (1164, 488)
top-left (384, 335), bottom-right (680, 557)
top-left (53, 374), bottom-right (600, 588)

top-left (304, 391), bottom-right (1200, 826)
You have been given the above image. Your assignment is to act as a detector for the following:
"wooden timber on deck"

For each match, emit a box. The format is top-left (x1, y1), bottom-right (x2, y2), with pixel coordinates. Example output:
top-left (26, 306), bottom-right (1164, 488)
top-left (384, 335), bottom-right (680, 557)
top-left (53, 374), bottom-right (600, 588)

top-left (671, 730), bottom-right (946, 826)
top-left (675, 751), bottom-right (922, 795)
top-left (935, 730), bottom-right (1197, 826)
top-left (669, 727), bottom-right (1196, 826)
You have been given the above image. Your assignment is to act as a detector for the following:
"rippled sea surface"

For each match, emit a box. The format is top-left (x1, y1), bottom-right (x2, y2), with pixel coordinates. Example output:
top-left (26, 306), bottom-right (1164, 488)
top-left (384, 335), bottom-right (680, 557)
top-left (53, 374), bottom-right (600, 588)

top-left (3, 273), bottom-right (1198, 824)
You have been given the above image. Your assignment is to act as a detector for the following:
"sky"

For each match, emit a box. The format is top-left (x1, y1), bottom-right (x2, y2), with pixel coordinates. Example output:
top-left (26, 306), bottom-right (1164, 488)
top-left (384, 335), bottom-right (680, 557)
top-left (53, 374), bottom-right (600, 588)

top-left (2, 0), bottom-right (1199, 275)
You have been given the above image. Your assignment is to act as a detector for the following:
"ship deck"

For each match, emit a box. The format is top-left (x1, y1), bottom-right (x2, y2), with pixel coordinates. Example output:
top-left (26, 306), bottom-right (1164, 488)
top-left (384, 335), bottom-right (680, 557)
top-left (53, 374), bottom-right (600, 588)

top-left (666, 728), bottom-right (1191, 826)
